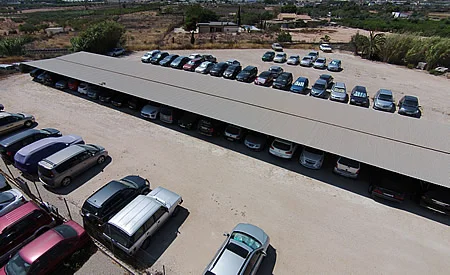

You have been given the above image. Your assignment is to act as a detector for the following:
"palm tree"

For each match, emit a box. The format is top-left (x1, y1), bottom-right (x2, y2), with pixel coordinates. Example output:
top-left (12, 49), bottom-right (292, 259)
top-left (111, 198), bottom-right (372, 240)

top-left (366, 31), bottom-right (385, 60)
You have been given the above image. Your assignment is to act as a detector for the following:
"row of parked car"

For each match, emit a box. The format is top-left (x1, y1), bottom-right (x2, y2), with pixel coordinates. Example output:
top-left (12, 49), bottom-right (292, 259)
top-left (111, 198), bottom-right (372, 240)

top-left (262, 50), bottom-right (342, 72)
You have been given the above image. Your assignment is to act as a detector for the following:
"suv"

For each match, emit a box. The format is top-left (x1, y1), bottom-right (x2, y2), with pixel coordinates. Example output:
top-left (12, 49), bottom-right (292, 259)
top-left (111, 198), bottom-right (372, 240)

top-left (103, 187), bottom-right (183, 255)
top-left (0, 202), bottom-right (55, 265)
top-left (81, 175), bottom-right (150, 231)
top-left (0, 128), bottom-right (61, 163)
top-left (273, 72), bottom-right (293, 90)
top-left (198, 118), bottom-right (224, 137)
top-left (333, 157), bottom-right (360, 179)
top-left (0, 112), bottom-right (34, 136)
top-left (373, 89), bottom-right (395, 112)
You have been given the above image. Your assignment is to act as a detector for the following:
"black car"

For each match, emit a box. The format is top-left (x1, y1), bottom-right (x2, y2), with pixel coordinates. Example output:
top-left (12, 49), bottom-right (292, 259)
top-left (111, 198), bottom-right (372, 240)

top-left (202, 54), bottom-right (217, 63)
top-left (273, 72), bottom-right (293, 90)
top-left (170, 56), bottom-right (190, 69)
top-left (262, 51), bottom-right (275, 62)
top-left (210, 62), bottom-right (229, 77)
top-left (254, 71), bottom-right (274, 87)
top-left (368, 172), bottom-right (421, 204)
top-left (197, 118), bottom-right (224, 136)
top-left (398, 95), bottom-right (421, 118)
top-left (81, 175), bottom-right (150, 231)
top-left (29, 68), bottom-right (43, 78)
top-left (224, 125), bottom-right (245, 141)
top-left (0, 128), bottom-right (61, 163)
top-left (159, 54), bottom-right (179, 67)
top-left (223, 65), bottom-right (242, 80)
top-left (99, 90), bottom-right (114, 103)
top-left (43, 72), bottom-right (59, 86)
top-left (236, 66), bottom-right (258, 82)
top-left (244, 132), bottom-right (267, 151)
top-left (350, 86), bottom-right (369, 107)
top-left (268, 66), bottom-right (283, 78)
top-left (150, 52), bottom-right (169, 65)
top-left (178, 112), bottom-right (198, 130)
top-left (127, 96), bottom-right (146, 110)
top-left (420, 185), bottom-right (450, 215)
top-left (319, 74), bottom-right (334, 88)
top-left (111, 93), bottom-right (129, 107)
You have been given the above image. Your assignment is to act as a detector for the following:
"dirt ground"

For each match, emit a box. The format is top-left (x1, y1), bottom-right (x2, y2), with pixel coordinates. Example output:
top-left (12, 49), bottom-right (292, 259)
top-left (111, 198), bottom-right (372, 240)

top-left (289, 26), bottom-right (378, 43)
top-left (0, 55), bottom-right (449, 274)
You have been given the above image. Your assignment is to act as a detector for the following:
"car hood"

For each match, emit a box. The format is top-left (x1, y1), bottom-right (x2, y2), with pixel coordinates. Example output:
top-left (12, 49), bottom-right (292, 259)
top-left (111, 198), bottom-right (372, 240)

top-left (148, 186), bottom-right (181, 209)
top-left (375, 99), bottom-right (393, 106)
top-left (311, 87), bottom-right (326, 94)
top-left (400, 105), bottom-right (418, 112)
top-left (331, 91), bottom-right (346, 98)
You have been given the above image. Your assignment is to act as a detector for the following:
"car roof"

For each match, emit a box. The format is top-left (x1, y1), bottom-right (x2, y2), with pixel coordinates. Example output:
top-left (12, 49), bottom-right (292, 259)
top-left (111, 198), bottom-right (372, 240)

top-left (0, 201), bottom-right (41, 233)
top-left (41, 144), bottom-right (85, 167)
top-left (243, 65), bottom-right (255, 70)
top-left (354, 85), bottom-right (367, 92)
top-left (233, 223), bottom-right (268, 245)
top-left (334, 82), bottom-right (346, 88)
top-left (19, 226), bottom-right (65, 264)
top-left (315, 79), bottom-right (327, 84)
top-left (295, 77), bottom-right (308, 81)
top-left (86, 180), bottom-right (130, 209)
top-left (16, 135), bottom-right (82, 157)
top-left (404, 95), bottom-right (418, 101)
top-left (378, 89), bottom-right (392, 96)
top-left (0, 129), bottom-right (41, 147)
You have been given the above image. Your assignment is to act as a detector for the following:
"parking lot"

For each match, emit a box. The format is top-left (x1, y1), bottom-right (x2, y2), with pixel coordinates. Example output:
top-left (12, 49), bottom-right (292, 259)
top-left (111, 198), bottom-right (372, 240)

top-left (1, 46), bottom-right (450, 274)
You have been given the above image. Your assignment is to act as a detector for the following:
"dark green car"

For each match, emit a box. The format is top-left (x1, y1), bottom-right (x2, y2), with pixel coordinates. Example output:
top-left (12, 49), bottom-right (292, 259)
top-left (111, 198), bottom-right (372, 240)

top-left (262, 51), bottom-right (275, 62)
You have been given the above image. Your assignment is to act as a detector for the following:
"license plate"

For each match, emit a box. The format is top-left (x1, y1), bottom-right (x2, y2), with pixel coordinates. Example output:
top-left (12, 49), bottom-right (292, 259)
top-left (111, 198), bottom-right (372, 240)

top-left (384, 193), bottom-right (394, 197)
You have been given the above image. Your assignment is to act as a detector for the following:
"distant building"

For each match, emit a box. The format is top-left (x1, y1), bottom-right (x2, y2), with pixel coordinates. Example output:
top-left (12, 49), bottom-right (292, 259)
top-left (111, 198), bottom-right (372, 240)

top-left (45, 27), bottom-right (64, 35)
top-left (197, 22), bottom-right (239, 33)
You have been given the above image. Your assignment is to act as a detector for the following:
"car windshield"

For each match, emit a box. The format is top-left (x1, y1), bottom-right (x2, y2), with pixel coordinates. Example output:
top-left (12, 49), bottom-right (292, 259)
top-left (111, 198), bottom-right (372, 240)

top-left (0, 192), bottom-right (15, 205)
top-left (333, 87), bottom-right (345, 93)
top-left (231, 232), bottom-right (262, 251)
top-left (308, 53), bottom-right (317, 57)
top-left (259, 72), bottom-right (271, 78)
top-left (276, 54), bottom-right (284, 58)
top-left (273, 140), bottom-right (291, 151)
top-left (403, 99), bottom-right (418, 107)
top-left (226, 126), bottom-right (241, 135)
top-left (378, 94), bottom-right (392, 101)
top-left (54, 224), bottom-right (78, 238)
top-left (105, 224), bottom-right (132, 249)
top-left (199, 62), bottom-right (210, 68)
top-left (339, 157), bottom-right (359, 168)
top-left (353, 91), bottom-right (367, 97)
top-left (330, 60), bottom-right (339, 65)
top-left (302, 57), bottom-right (311, 61)
top-left (277, 75), bottom-right (289, 83)
top-left (160, 108), bottom-right (172, 115)
top-left (294, 80), bottom-right (305, 86)
top-left (5, 253), bottom-right (31, 275)
top-left (313, 83), bottom-right (326, 90)
top-left (316, 59), bottom-right (325, 63)
top-left (270, 67), bottom-right (281, 73)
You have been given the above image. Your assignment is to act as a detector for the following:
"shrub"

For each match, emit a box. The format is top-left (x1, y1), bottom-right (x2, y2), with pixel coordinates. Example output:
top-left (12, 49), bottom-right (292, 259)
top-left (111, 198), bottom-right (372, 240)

top-left (277, 31), bottom-right (292, 43)
top-left (0, 36), bottom-right (33, 56)
top-left (70, 21), bottom-right (126, 54)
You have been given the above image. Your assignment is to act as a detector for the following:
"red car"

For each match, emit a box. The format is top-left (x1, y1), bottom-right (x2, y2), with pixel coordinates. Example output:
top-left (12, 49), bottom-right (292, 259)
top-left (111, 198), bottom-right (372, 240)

top-left (68, 79), bottom-right (79, 91)
top-left (183, 58), bottom-right (203, 71)
top-left (0, 221), bottom-right (89, 275)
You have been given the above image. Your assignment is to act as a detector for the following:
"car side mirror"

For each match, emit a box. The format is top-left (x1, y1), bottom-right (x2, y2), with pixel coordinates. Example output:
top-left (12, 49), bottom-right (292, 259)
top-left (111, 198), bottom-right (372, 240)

top-left (260, 250), bottom-right (267, 256)
top-left (223, 233), bottom-right (230, 237)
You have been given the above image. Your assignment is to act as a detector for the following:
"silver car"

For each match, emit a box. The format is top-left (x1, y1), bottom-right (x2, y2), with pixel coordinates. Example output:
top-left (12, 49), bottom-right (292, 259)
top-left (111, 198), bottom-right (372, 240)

top-left (299, 146), bottom-right (325, 169)
top-left (300, 56), bottom-right (313, 67)
top-left (140, 103), bottom-right (160, 119)
top-left (0, 112), bottom-right (35, 136)
top-left (333, 157), bottom-right (360, 179)
top-left (196, 61), bottom-right (215, 74)
top-left (327, 59), bottom-right (342, 72)
top-left (373, 89), bottom-right (395, 112)
top-left (330, 82), bottom-right (348, 103)
top-left (313, 57), bottom-right (327, 69)
top-left (203, 223), bottom-right (270, 275)
top-left (273, 53), bottom-right (287, 63)
top-left (287, 55), bottom-right (300, 65)
top-left (0, 189), bottom-right (26, 216)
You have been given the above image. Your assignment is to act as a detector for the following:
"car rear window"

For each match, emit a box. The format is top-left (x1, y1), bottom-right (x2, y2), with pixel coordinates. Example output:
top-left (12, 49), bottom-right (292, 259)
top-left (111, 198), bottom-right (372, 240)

top-left (54, 224), bottom-right (78, 238)
top-left (339, 157), bottom-right (360, 168)
top-left (304, 147), bottom-right (323, 155)
top-left (38, 165), bottom-right (53, 177)
top-left (0, 192), bottom-right (15, 205)
top-left (226, 126), bottom-right (240, 135)
top-left (82, 201), bottom-right (100, 216)
top-left (273, 141), bottom-right (291, 151)
top-left (226, 242), bottom-right (249, 259)
top-left (105, 224), bottom-right (132, 249)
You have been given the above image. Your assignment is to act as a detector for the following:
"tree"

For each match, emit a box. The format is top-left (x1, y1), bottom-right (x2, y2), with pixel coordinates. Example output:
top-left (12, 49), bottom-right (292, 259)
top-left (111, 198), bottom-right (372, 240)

top-left (350, 31), bottom-right (369, 56)
top-left (321, 35), bottom-right (331, 43)
top-left (237, 6), bottom-right (241, 27)
top-left (366, 31), bottom-right (385, 60)
top-left (18, 23), bottom-right (37, 34)
top-left (70, 21), bottom-right (125, 54)
top-left (0, 36), bottom-right (33, 56)
top-left (277, 31), bottom-right (292, 43)
top-left (184, 4), bottom-right (219, 32)
top-left (190, 31), bottom-right (195, 45)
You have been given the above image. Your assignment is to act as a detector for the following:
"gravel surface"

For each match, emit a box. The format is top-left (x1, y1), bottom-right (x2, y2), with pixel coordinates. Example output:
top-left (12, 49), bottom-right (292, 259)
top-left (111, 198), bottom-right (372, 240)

top-left (0, 48), bottom-right (449, 275)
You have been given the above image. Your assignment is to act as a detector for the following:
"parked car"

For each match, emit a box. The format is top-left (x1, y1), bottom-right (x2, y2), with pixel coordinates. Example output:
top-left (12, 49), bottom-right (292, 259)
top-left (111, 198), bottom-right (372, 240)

top-left (111, 93), bottom-right (129, 107)
top-left (308, 51), bottom-right (319, 61)
top-left (254, 71), bottom-right (274, 86)
top-left (150, 52), bottom-right (169, 65)
top-left (140, 102), bottom-right (161, 120)
top-left (236, 66), bottom-right (258, 82)
top-left (0, 112), bottom-right (34, 136)
top-left (224, 125), bottom-right (245, 141)
top-left (43, 73), bottom-right (58, 86)
top-left (299, 146), bottom-right (325, 169)
top-left (244, 132), bottom-right (267, 151)
top-left (203, 223), bottom-right (270, 275)
top-left (1, 220), bottom-right (89, 275)
top-left (195, 61), bottom-right (215, 74)
top-left (189, 53), bottom-right (203, 60)
top-left (273, 72), bottom-right (293, 90)
top-left (272, 42), bottom-right (283, 51)
top-left (87, 87), bottom-right (100, 99)
top-left (141, 50), bottom-right (160, 63)
top-left (99, 90), bottom-right (114, 103)
top-left (327, 59), bottom-right (342, 72)
top-left (202, 54), bottom-right (217, 63)
top-left (34, 71), bottom-right (47, 83)
top-left (420, 185), bottom-right (450, 215)
top-left (159, 54), bottom-right (179, 67)
top-left (269, 138), bottom-right (298, 159)
top-left (329, 82), bottom-right (348, 103)
top-left (178, 112), bottom-right (198, 130)
top-left (107, 47), bottom-right (125, 57)
top-left (77, 82), bottom-right (90, 95)
top-left (268, 66), bottom-right (283, 78)
top-left (373, 89), bottom-right (395, 112)
top-left (300, 56), bottom-right (313, 67)
top-left (223, 65), bottom-right (242, 79)
top-left (273, 53), bottom-right (287, 63)
top-left (0, 201), bottom-right (55, 265)
top-left (319, 43), bottom-right (332, 52)
top-left (170, 56), bottom-right (190, 69)
top-left (0, 189), bottom-right (26, 217)
top-left (398, 95), bottom-right (421, 118)
top-left (103, 187), bottom-right (183, 255)
top-left (0, 174), bottom-right (9, 192)
top-left (68, 79), bottom-right (79, 91)
top-left (198, 118), bottom-right (224, 136)
top-left (55, 79), bottom-right (67, 89)
top-left (350, 86), bottom-right (369, 107)
top-left (127, 96), bottom-right (145, 110)
top-left (29, 68), bottom-right (43, 78)
top-left (287, 55), bottom-right (300, 65)
top-left (210, 62), bottom-right (229, 77)
top-left (159, 106), bottom-right (180, 124)
top-left (14, 135), bottom-right (84, 175)
top-left (290, 77), bottom-right (309, 94)
top-left (310, 79), bottom-right (329, 98)
top-left (0, 128), bottom-right (62, 163)
top-left (319, 74), bottom-right (334, 88)
top-left (81, 175), bottom-right (150, 230)
top-left (368, 179), bottom-right (410, 203)
top-left (333, 157), bottom-right (360, 179)
top-left (184, 58), bottom-right (205, 72)
top-left (262, 51), bottom-right (275, 62)
top-left (226, 59), bottom-right (241, 66)
top-left (38, 144), bottom-right (108, 188)
top-left (313, 58), bottom-right (327, 69)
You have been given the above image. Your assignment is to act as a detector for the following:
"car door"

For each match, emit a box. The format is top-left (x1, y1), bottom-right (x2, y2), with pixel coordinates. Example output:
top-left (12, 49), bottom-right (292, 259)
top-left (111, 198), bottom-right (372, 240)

top-left (72, 151), bottom-right (92, 177)
top-left (150, 206), bottom-right (168, 234)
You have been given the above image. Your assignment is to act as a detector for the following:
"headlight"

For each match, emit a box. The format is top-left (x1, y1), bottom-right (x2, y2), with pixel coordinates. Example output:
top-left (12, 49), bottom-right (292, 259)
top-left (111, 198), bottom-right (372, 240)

top-left (414, 109), bottom-right (419, 114)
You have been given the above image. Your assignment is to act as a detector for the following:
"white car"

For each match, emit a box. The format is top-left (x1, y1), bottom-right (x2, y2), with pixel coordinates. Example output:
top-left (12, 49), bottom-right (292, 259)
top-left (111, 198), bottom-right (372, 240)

top-left (269, 138), bottom-right (298, 159)
top-left (195, 61), bottom-right (215, 74)
top-left (77, 82), bottom-right (90, 95)
top-left (106, 47), bottom-right (125, 57)
top-left (307, 51), bottom-right (319, 61)
top-left (271, 43), bottom-right (283, 51)
top-left (141, 50), bottom-right (160, 63)
top-left (287, 55), bottom-right (300, 65)
top-left (333, 157), bottom-right (360, 178)
top-left (189, 53), bottom-right (202, 60)
top-left (299, 147), bottom-right (325, 169)
top-left (313, 58), bottom-right (327, 69)
top-left (273, 53), bottom-right (287, 63)
top-left (300, 56), bottom-right (313, 67)
top-left (140, 103), bottom-right (161, 119)
top-left (0, 189), bottom-right (26, 217)
top-left (319, 44), bottom-right (332, 52)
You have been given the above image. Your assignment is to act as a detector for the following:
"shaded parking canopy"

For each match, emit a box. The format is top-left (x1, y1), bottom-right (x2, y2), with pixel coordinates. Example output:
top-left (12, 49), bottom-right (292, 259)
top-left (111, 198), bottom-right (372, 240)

top-left (26, 52), bottom-right (450, 188)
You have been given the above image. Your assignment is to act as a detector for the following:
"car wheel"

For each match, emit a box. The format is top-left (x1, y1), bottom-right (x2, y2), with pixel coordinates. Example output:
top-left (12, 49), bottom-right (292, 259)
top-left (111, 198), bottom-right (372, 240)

top-left (24, 120), bottom-right (33, 127)
top-left (97, 156), bottom-right (106, 165)
top-left (61, 177), bottom-right (71, 187)
top-left (142, 237), bottom-right (151, 249)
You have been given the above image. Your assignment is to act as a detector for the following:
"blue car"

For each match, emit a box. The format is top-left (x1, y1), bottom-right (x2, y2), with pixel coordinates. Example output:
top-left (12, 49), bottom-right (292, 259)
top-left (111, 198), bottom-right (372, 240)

top-left (290, 77), bottom-right (309, 94)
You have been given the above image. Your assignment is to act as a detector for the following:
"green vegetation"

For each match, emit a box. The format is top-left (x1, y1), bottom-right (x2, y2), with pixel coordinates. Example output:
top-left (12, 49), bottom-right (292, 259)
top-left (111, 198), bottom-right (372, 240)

top-left (0, 36), bottom-right (33, 56)
top-left (70, 21), bottom-right (125, 54)
top-left (277, 31), bottom-right (292, 43)
top-left (184, 4), bottom-right (219, 31)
